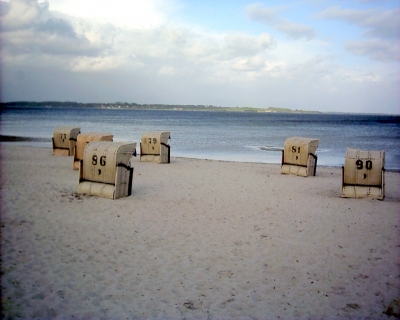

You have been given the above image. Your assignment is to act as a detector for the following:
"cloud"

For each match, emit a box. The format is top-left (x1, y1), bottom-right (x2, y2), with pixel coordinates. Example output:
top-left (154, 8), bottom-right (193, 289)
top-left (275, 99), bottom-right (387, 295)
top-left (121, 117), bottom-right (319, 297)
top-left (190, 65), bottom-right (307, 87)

top-left (231, 56), bottom-right (265, 71)
top-left (246, 4), bottom-right (316, 40)
top-left (319, 6), bottom-right (399, 39)
top-left (1, 0), bottom-right (277, 76)
top-left (35, 17), bottom-right (76, 37)
top-left (223, 33), bottom-right (276, 57)
top-left (44, 0), bottom-right (176, 29)
top-left (1, 0), bottom-right (46, 30)
top-left (357, 0), bottom-right (389, 3)
top-left (158, 66), bottom-right (175, 75)
top-left (1, 0), bottom-right (102, 61)
top-left (345, 39), bottom-right (400, 62)
top-left (319, 6), bottom-right (400, 61)
top-left (69, 55), bottom-right (132, 72)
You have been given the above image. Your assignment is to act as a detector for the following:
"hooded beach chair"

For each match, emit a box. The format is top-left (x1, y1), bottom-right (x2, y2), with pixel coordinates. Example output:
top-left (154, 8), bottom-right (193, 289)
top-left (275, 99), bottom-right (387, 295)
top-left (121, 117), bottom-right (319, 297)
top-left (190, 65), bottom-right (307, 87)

top-left (78, 141), bottom-right (136, 199)
top-left (140, 131), bottom-right (171, 163)
top-left (281, 136), bottom-right (319, 177)
top-left (341, 148), bottom-right (385, 200)
top-left (73, 132), bottom-right (113, 170)
top-left (52, 126), bottom-right (80, 156)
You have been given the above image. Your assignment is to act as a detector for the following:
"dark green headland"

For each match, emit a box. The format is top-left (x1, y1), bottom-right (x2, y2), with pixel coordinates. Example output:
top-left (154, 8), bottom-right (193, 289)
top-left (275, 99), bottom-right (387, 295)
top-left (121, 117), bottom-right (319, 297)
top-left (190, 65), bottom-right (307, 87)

top-left (1, 101), bottom-right (320, 114)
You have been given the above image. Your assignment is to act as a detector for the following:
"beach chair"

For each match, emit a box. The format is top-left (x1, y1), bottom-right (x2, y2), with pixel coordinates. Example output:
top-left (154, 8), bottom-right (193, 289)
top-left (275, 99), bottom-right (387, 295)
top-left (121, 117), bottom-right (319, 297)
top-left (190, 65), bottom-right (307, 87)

top-left (281, 137), bottom-right (319, 177)
top-left (73, 132), bottom-right (113, 170)
top-left (52, 126), bottom-right (80, 156)
top-left (78, 141), bottom-right (136, 199)
top-left (140, 131), bottom-right (171, 163)
top-left (341, 148), bottom-right (385, 200)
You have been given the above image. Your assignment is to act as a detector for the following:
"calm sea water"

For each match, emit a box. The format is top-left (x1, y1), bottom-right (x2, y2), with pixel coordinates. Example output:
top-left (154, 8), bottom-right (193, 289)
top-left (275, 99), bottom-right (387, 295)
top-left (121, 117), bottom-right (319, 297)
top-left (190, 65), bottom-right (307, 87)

top-left (1, 107), bottom-right (399, 170)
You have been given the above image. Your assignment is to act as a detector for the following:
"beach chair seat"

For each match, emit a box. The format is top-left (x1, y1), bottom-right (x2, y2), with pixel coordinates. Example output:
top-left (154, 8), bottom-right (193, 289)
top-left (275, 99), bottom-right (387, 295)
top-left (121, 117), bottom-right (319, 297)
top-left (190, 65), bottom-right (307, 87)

top-left (52, 126), bottom-right (80, 156)
top-left (140, 131), bottom-right (170, 163)
top-left (78, 141), bottom-right (136, 199)
top-left (342, 148), bottom-right (385, 200)
top-left (73, 132), bottom-right (113, 170)
top-left (281, 137), bottom-right (319, 177)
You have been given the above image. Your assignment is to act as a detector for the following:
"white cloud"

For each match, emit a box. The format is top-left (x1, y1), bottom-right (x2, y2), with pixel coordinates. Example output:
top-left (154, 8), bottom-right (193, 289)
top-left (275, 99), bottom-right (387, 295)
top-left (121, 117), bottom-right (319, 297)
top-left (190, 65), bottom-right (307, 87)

top-left (223, 33), bottom-right (276, 57)
top-left (346, 38), bottom-right (400, 62)
top-left (274, 20), bottom-right (315, 40)
top-left (158, 66), bottom-right (175, 75)
top-left (342, 71), bottom-right (381, 83)
top-left (1, 0), bottom-right (103, 62)
top-left (319, 6), bottom-right (399, 39)
top-left (1, 0), bottom-right (46, 30)
top-left (246, 4), bottom-right (316, 40)
top-left (231, 56), bottom-right (264, 72)
top-left (44, 0), bottom-right (179, 29)
top-left (70, 55), bottom-right (131, 72)
top-left (318, 5), bottom-right (400, 61)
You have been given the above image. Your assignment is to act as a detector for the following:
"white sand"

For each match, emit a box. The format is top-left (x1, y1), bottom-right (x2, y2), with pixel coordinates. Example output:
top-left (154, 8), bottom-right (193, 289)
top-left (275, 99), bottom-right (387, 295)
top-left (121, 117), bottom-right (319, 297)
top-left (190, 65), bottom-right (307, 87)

top-left (1, 144), bottom-right (399, 319)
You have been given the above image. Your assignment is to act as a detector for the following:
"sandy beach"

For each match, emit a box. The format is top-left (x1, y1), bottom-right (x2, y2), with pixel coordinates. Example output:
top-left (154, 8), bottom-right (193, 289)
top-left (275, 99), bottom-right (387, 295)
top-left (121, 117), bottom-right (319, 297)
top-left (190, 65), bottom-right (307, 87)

top-left (1, 144), bottom-right (399, 319)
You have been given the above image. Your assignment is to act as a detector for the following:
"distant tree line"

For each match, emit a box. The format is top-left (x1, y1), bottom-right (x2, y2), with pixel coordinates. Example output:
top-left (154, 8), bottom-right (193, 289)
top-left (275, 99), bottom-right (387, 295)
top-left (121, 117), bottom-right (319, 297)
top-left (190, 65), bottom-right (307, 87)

top-left (0, 101), bottom-right (320, 113)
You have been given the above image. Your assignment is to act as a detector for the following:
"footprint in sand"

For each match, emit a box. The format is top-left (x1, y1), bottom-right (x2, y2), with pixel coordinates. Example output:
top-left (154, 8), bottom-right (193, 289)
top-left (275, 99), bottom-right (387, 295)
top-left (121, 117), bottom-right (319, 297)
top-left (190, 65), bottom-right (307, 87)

top-left (217, 270), bottom-right (234, 278)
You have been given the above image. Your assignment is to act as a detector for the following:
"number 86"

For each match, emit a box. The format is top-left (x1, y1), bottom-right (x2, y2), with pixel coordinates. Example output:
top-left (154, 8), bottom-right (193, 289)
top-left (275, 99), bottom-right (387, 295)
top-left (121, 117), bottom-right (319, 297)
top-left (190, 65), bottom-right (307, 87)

top-left (92, 155), bottom-right (106, 166)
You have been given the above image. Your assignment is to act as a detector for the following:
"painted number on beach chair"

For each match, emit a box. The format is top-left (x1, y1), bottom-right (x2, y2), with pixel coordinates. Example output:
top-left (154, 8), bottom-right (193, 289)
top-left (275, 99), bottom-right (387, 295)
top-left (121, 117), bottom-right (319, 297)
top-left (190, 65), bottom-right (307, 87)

top-left (291, 146), bottom-right (300, 153)
top-left (356, 160), bottom-right (372, 170)
top-left (291, 146), bottom-right (300, 160)
top-left (148, 138), bottom-right (157, 150)
top-left (356, 159), bottom-right (373, 180)
top-left (92, 155), bottom-right (106, 175)
top-left (59, 133), bottom-right (66, 142)
top-left (92, 155), bottom-right (107, 166)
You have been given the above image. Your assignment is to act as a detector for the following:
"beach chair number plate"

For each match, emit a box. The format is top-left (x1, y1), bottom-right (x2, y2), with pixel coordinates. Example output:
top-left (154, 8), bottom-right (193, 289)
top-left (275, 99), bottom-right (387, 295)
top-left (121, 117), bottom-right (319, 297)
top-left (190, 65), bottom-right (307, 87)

top-left (92, 155), bottom-right (106, 174)
top-left (356, 159), bottom-right (372, 170)
top-left (148, 138), bottom-right (157, 150)
top-left (59, 133), bottom-right (67, 142)
top-left (355, 159), bottom-right (373, 180)
top-left (291, 146), bottom-right (300, 160)
top-left (92, 155), bottom-right (106, 166)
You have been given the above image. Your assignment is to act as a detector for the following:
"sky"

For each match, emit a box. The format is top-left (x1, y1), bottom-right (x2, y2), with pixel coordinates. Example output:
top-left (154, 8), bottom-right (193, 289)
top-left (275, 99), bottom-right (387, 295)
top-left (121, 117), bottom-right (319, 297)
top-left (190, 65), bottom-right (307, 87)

top-left (1, 0), bottom-right (399, 114)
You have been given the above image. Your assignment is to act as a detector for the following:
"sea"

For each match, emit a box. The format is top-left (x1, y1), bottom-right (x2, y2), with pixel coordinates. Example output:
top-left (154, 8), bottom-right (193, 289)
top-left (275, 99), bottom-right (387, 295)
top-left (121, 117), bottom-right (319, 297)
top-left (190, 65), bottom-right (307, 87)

top-left (1, 106), bottom-right (399, 171)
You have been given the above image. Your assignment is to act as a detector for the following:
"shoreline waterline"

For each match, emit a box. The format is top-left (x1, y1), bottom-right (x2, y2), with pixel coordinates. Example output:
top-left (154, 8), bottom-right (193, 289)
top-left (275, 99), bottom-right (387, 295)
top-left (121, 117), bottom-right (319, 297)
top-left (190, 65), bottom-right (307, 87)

top-left (2, 136), bottom-right (398, 172)
top-left (1, 108), bottom-right (399, 171)
top-left (0, 135), bottom-right (52, 142)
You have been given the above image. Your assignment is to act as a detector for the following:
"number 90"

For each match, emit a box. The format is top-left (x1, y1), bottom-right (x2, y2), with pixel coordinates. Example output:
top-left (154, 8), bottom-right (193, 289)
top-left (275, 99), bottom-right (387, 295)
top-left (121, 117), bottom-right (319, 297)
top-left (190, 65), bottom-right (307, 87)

top-left (356, 159), bottom-right (372, 170)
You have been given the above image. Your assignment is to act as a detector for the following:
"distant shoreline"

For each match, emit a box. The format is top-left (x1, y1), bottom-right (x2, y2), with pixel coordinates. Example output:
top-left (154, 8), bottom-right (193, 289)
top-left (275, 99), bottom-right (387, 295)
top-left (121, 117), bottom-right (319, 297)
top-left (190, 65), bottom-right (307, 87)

top-left (2, 102), bottom-right (399, 115)
top-left (0, 102), bottom-right (321, 114)
top-left (0, 135), bottom-right (51, 142)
